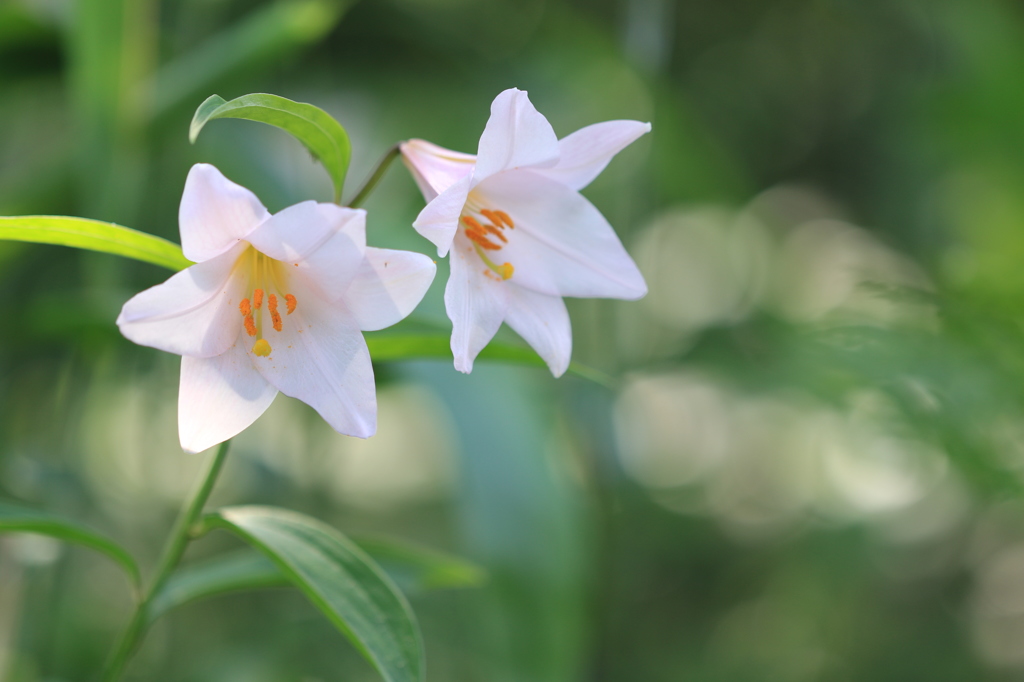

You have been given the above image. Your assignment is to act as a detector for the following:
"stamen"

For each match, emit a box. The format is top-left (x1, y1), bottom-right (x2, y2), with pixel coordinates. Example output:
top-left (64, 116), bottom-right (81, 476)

top-left (252, 339), bottom-right (272, 356)
top-left (479, 209), bottom-right (503, 227)
top-left (244, 315), bottom-right (257, 337)
top-left (466, 228), bottom-right (501, 250)
top-left (268, 294), bottom-right (283, 332)
top-left (253, 288), bottom-right (264, 309)
top-left (239, 298), bottom-right (252, 317)
top-left (462, 216), bottom-right (485, 232)
top-left (285, 294), bottom-right (297, 315)
top-left (484, 223), bottom-right (507, 243)
top-left (494, 210), bottom-right (514, 228)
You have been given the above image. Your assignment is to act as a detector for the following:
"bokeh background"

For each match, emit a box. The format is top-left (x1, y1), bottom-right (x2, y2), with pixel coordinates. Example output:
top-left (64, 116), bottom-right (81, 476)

top-left (3, 0), bottom-right (1024, 679)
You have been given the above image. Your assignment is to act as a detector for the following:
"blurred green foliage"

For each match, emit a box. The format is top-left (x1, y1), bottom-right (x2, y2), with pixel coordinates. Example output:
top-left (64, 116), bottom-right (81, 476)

top-left (5, 0), bottom-right (1024, 680)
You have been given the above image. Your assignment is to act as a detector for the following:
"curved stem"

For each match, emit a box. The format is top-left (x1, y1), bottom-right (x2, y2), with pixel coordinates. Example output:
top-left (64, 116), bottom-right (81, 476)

top-left (98, 440), bottom-right (231, 681)
top-left (346, 144), bottom-right (401, 208)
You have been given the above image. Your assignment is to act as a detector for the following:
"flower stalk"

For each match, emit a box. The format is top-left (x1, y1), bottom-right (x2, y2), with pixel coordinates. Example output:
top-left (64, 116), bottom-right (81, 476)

top-left (346, 144), bottom-right (401, 208)
top-left (99, 440), bottom-right (232, 682)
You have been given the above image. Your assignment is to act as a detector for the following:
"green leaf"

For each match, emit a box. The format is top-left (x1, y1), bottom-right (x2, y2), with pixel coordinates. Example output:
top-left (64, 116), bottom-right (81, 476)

top-left (149, 538), bottom-right (484, 623)
top-left (0, 501), bottom-right (140, 591)
top-left (0, 216), bottom-right (191, 272)
top-left (354, 535), bottom-right (487, 592)
top-left (190, 93), bottom-right (351, 202)
top-left (365, 332), bottom-right (616, 387)
top-left (204, 506), bottom-right (424, 682)
top-left (147, 551), bottom-right (287, 623)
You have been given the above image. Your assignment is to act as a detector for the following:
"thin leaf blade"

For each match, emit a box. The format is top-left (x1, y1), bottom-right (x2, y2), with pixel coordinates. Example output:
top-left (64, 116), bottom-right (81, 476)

top-left (148, 551), bottom-right (287, 623)
top-left (206, 506), bottom-right (424, 682)
top-left (150, 537), bottom-right (484, 622)
top-left (189, 92), bottom-right (351, 202)
top-left (0, 216), bottom-right (190, 272)
top-left (0, 501), bottom-right (140, 590)
top-left (365, 333), bottom-right (615, 387)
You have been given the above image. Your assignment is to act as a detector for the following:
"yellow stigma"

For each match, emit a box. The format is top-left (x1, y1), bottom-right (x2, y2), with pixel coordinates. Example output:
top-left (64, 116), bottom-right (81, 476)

top-left (252, 339), bottom-right (272, 356)
top-left (497, 262), bottom-right (514, 280)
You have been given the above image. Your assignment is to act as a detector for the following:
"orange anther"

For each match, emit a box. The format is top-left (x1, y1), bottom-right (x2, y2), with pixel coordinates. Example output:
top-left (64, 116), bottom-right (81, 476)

top-left (239, 298), bottom-right (252, 317)
top-left (494, 210), bottom-right (514, 228)
top-left (252, 339), bottom-right (272, 356)
top-left (466, 230), bottom-right (501, 250)
top-left (253, 289), bottom-right (264, 309)
top-left (244, 315), bottom-right (257, 337)
top-left (479, 209), bottom-right (501, 226)
top-left (271, 310), bottom-right (283, 332)
top-left (484, 223), bottom-right (507, 243)
top-left (461, 215), bottom-right (485, 232)
top-left (285, 294), bottom-right (297, 315)
top-left (268, 294), bottom-right (278, 313)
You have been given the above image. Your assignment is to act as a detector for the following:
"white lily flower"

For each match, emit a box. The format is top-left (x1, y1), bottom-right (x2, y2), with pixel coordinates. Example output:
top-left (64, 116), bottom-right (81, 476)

top-left (117, 164), bottom-right (436, 453)
top-left (400, 88), bottom-right (650, 377)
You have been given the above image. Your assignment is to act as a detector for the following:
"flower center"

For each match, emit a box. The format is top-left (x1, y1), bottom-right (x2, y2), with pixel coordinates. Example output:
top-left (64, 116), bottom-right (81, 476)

top-left (238, 250), bottom-right (298, 357)
top-left (461, 204), bottom-right (515, 281)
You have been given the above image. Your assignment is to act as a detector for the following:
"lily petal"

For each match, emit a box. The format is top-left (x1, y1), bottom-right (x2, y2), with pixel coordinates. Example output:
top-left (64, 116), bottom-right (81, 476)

top-left (400, 139), bottom-right (476, 201)
top-left (247, 282), bottom-right (377, 438)
top-left (504, 286), bottom-right (572, 378)
top-left (445, 234), bottom-right (509, 373)
top-left (179, 164), bottom-right (270, 262)
top-left (535, 120), bottom-right (652, 191)
top-left (473, 88), bottom-right (560, 183)
top-left (474, 170), bottom-right (647, 299)
top-left (178, 342), bottom-right (278, 453)
top-left (412, 173), bottom-right (472, 257)
top-left (117, 243), bottom-right (248, 358)
top-left (246, 201), bottom-right (366, 302)
top-left (342, 247), bottom-right (437, 331)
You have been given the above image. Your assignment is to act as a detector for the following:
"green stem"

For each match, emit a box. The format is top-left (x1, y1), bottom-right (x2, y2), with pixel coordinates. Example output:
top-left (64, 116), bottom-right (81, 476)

top-left (346, 144), bottom-right (401, 208)
top-left (98, 440), bottom-right (231, 681)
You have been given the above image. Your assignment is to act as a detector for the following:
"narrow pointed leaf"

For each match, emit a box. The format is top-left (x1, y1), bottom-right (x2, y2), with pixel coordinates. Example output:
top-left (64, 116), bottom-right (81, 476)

top-left (205, 506), bottom-right (424, 682)
top-left (148, 551), bottom-right (287, 623)
top-left (190, 93), bottom-right (351, 202)
top-left (354, 535), bottom-right (487, 592)
top-left (0, 216), bottom-right (191, 271)
top-left (0, 502), bottom-right (140, 590)
top-left (149, 538), bottom-right (484, 623)
top-left (365, 332), bottom-right (615, 387)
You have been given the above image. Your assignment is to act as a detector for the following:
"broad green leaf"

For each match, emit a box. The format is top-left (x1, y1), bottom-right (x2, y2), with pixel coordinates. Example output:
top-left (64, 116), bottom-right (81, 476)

top-left (0, 501), bottom-right (140, 590)
top-left (205, 506), bottom-right (424, 682)
top-left (0, 216), bottom-right (191, 272)
top-left (190, 93), bottom-right (351, 202)
top-left (365, 333), bottom-right (616, 387)
top-left (149, 539), bottom-right (484, 622)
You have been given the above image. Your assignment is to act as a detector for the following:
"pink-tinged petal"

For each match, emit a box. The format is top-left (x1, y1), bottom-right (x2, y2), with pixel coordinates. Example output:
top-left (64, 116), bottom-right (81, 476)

top-left (400, 139), bottom-right (476, 202)
top-left (178, 343), bottom-right (278, 453)
top-left (412, 174), bottom-right (472, 257)
top-left (179, 164), bottom-right (270, 262)
top-left (445, 234), bottom-right (509, 373)
top-left (342, 247), bottom-right (437, 331)
top-left (246, 282), bottom-right (376, 438)
top-left (474, 170), bottom-right (647, 299)
top-left (117, 243), bottom-right (248, 358)
top-left (504, 286), bottom-right (572, 378)
top-left (246, 202), bottom-right (365, 301)
top-left (473, 88), bottom-right (559, 182)
top-left (534, 120), bottom-right (652, 191)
